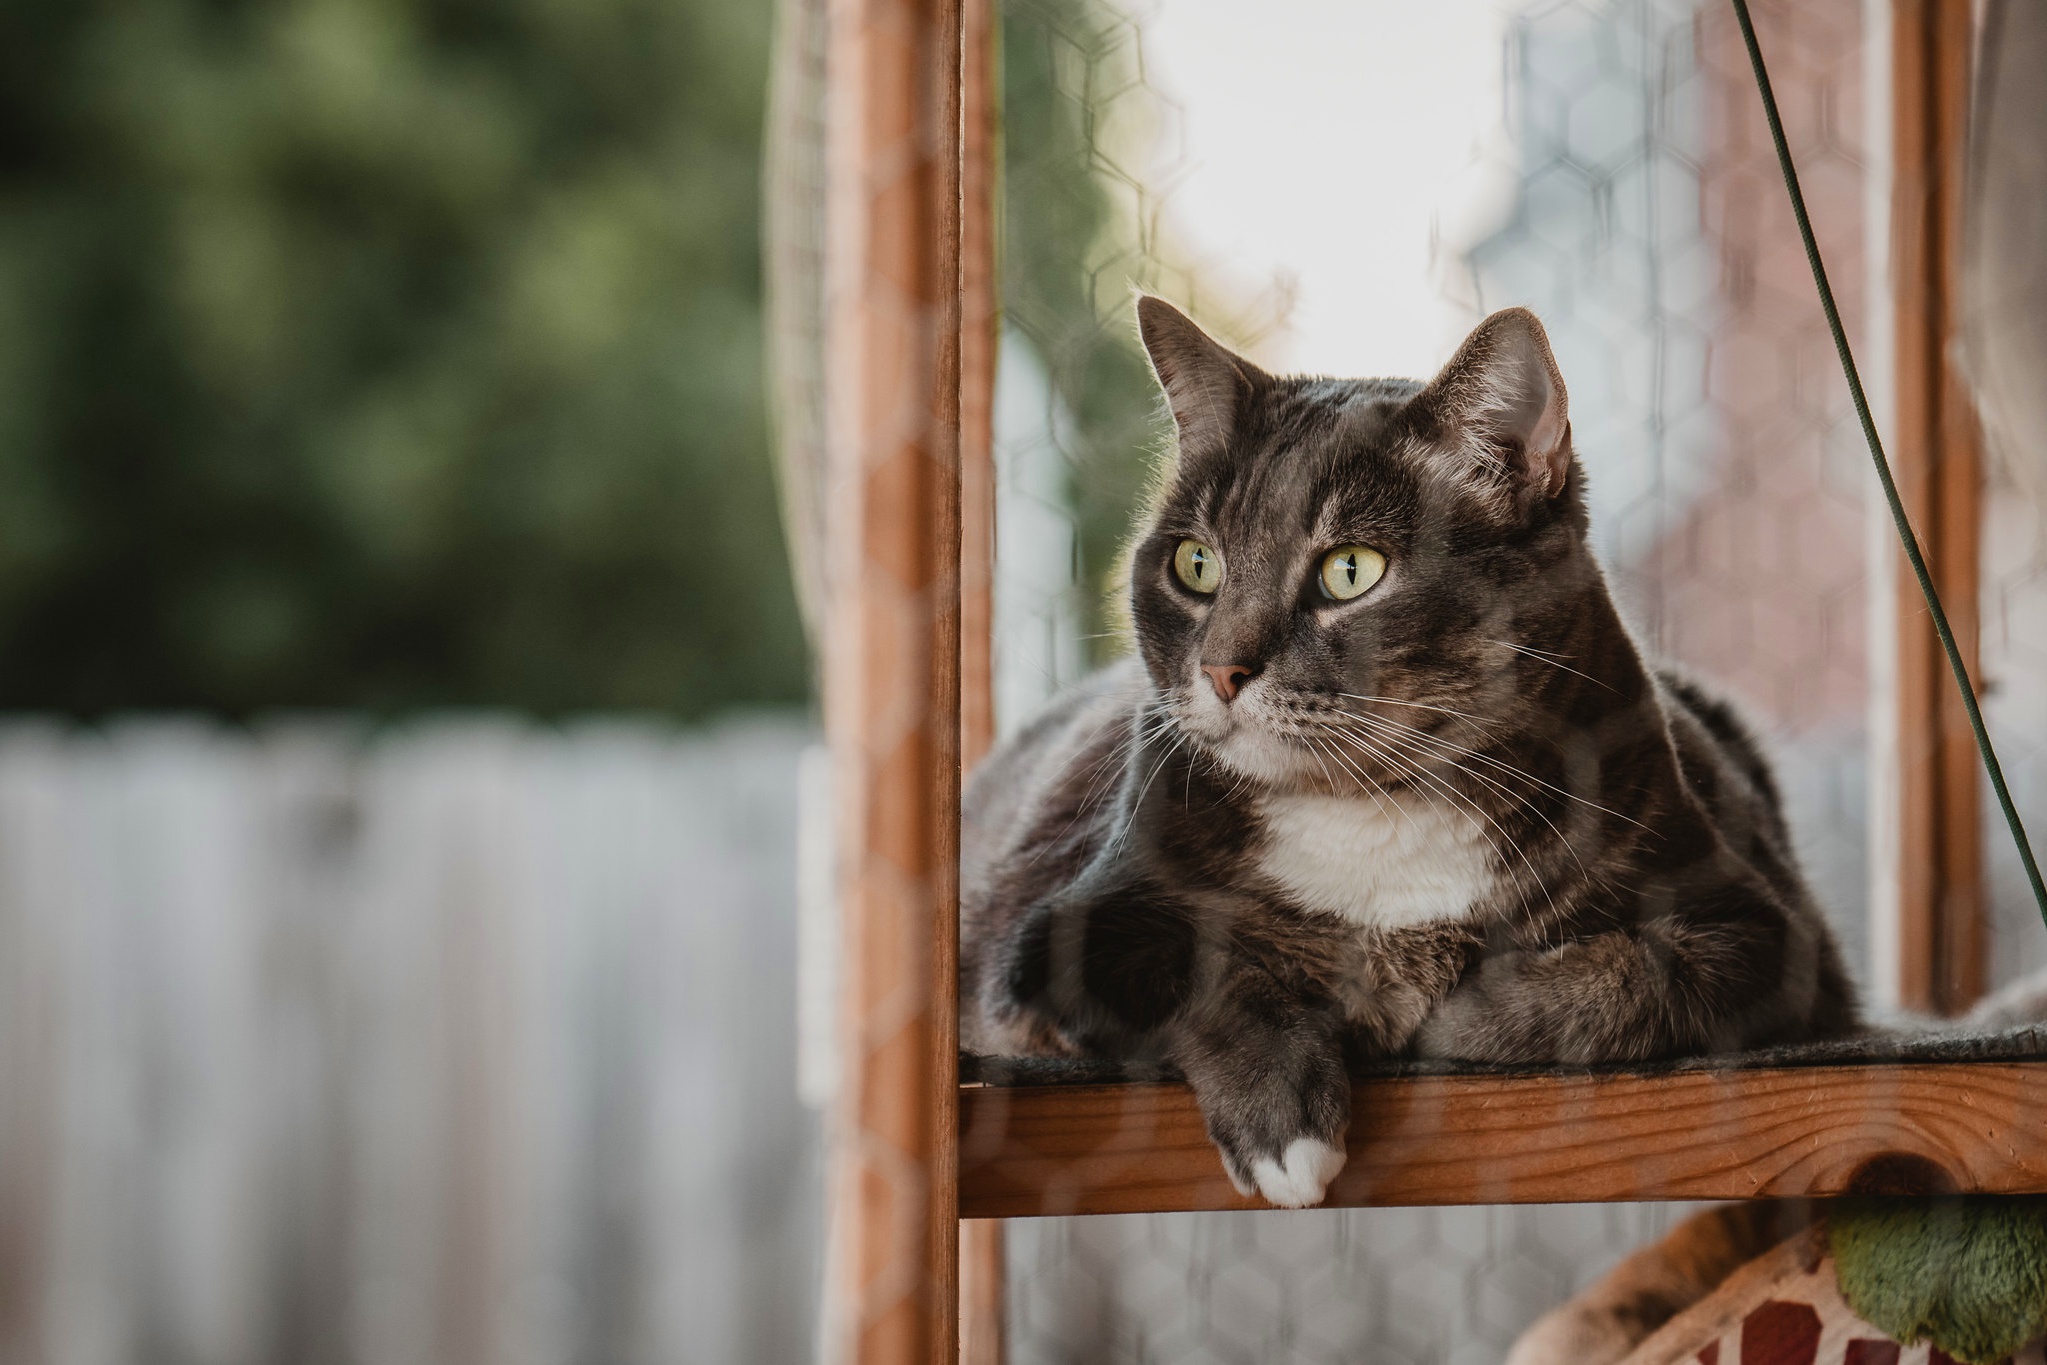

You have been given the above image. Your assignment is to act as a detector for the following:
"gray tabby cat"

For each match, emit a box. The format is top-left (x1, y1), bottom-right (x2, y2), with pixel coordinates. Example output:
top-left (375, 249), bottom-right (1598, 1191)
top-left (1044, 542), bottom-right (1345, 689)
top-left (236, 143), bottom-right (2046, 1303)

top-left (959, 297), bottom-right (1858, 1208)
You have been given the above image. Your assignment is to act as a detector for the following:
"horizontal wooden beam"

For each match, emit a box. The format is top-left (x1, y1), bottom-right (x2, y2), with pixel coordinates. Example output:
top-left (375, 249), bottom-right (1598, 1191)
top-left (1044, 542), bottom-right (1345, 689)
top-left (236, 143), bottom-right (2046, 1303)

top-left (958, 1062), bottom-right (2047, 1217)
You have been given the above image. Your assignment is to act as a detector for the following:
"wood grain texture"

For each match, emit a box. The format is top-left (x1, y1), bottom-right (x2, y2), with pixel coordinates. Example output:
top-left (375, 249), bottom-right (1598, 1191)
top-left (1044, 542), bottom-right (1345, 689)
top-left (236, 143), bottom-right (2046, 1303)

top-left (956, 1220), bottom-right (1004, 1365)
top-left (959, 1063), bottom-right (2047, 1217)
top-left (955, 2), bottom-right (1002, 1360)
top-left (820, 0), bottom-right (964, 1357)
top-left (956, 0), bottom-right (998, 778)
top-left (1888, 0), bottom-right (1984, 1016)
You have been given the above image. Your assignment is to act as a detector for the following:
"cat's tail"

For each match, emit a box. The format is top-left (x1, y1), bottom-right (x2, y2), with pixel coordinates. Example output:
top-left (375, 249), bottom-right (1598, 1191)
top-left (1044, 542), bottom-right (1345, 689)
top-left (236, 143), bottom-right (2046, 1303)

top-left (1958, 965), bottom-right (2047, 1029)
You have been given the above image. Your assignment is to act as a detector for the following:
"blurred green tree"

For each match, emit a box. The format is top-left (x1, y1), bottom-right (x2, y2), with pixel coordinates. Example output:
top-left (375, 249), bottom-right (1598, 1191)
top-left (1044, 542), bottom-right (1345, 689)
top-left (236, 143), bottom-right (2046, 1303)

top-left (999, 0), bottom-right (1267, 656)
top-left (0, 0), bottom-right (806, 717)
top-left (1002, 0), bottom-right (1167, 644)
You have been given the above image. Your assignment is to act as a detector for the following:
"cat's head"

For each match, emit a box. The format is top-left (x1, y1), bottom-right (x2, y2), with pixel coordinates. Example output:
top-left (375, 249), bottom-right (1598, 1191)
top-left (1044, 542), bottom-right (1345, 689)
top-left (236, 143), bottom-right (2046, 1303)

top-left (1129, 296), bottom-right (1607, 789)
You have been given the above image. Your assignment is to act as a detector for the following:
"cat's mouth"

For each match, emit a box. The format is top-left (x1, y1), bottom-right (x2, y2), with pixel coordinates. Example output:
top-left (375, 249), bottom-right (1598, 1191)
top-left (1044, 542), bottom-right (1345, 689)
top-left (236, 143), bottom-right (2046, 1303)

top-left (1173, 681), bottom-right (1331, 788)
top-left (1175, 680), bottom-right (1446, 795)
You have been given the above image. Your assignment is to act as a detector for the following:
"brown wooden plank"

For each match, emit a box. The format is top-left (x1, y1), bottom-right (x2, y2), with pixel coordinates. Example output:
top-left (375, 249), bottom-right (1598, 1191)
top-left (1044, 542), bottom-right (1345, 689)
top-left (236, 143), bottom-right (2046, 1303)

top-left (820, 0), bottom-right (965, 1357)
top-left (955, 0), bottom-right (1003, 1359)
top-left (1927, 0), bottom-right (1984, 1015)
top-left (1889, 0), bottom-right (1984, 1015)
top-left (958, 1063), bottom-right (2047, 1217)
top-left (957, 1220), bottom-right (1005, 1365)
top-left (957, 0), bottom-right (998, 779)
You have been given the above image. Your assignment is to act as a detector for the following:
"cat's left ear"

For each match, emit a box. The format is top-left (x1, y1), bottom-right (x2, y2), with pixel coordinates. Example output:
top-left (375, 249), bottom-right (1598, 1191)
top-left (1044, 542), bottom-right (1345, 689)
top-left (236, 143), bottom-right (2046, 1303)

top-left (1417, 307), bottom-right (1571, 501)
top-left (1136, 295), bottom-right (1271, 464)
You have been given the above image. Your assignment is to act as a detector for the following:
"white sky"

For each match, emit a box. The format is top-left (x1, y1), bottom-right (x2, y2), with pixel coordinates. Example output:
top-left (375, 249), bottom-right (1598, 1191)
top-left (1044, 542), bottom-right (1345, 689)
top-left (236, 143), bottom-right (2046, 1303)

top-left (1137, 0), bottom-right (1516, 379)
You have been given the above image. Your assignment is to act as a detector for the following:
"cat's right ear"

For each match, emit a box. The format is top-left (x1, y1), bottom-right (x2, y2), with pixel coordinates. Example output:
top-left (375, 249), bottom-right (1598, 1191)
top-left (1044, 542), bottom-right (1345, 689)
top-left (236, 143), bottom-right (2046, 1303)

top-left (1136, 296), bottom-right (1269, 462)
top-left (1415, 307), bottom-right (1571, 504)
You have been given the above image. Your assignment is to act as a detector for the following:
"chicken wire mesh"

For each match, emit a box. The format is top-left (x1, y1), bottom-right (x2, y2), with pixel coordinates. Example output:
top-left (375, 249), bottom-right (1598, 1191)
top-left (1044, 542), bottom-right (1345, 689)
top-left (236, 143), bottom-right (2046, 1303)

top-left (1974, 0), bottom-right (2047, 997)
top-left (983, 0), bottom-right (1880, 1359)
top-left (761, 0), bottom-right (2047, 1357)
top-left (1985, 475), bottom-right (2047, 992)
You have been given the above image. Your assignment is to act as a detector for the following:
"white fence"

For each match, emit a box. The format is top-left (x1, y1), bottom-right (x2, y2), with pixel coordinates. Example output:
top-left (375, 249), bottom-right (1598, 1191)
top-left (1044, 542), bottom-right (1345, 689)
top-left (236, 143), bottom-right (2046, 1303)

top-left (0, 715), bottom-right (820, 1365)
top-left (0, 713), bottom-right (1740, 1364)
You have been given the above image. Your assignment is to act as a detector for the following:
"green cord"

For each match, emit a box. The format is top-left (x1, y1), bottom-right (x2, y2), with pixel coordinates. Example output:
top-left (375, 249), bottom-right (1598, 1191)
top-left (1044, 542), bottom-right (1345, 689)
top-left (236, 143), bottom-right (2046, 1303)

top-left (1731, 0), bottom-right (2047, 936)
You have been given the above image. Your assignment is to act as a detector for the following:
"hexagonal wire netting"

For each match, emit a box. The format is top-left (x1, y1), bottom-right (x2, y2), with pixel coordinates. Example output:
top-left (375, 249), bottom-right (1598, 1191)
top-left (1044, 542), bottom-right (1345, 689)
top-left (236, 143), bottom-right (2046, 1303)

top-left (1985, 467), bottom-right (2047, 992)
top-left (1972, 3), bottom-right (2047, 1001)
top-left (986, 0), bottom-right (1892, 1359)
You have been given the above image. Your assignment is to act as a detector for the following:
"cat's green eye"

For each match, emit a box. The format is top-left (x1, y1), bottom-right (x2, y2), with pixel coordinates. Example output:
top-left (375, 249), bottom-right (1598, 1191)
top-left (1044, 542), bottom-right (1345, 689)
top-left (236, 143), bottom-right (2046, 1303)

top-left (1319, 545), bottom-right (1386, 601)
top-left (1173, 539), bottom-right (1223, 594)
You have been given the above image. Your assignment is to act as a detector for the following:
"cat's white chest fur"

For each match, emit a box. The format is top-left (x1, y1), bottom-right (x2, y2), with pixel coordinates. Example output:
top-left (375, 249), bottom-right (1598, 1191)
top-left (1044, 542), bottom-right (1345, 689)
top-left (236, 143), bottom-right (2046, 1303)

top-left (1253, 790), bottom-right (1495, 928)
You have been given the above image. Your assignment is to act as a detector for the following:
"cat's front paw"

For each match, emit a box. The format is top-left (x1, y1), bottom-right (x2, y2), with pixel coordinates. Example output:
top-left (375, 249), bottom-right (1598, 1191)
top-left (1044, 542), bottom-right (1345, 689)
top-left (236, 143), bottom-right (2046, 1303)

top-left (1184, 1038), bottom-right (1351, 1208)
top-left (1239, 1135), bottom-right (1348, 1208)
top-left (1414, 966), bottom-right (1574, 1064)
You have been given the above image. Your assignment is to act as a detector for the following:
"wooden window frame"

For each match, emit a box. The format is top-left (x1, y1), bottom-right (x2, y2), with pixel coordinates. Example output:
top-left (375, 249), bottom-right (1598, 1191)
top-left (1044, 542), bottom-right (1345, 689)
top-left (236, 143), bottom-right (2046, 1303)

top-left (819, 0), bottom-right (2009, 1359)
top-left (1887, 0), bottom-right (1985, 1016)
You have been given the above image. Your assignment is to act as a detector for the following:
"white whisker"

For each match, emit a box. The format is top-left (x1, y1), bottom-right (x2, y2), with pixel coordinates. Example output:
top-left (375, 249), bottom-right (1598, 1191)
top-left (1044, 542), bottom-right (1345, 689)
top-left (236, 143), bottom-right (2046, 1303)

top-left (1334, 708), bottom-right (1595, 885)
top-left (1306, 734), bottom-right (1402, 829)
top-left (1486, 638), bottom-right (1620, 694)
top-left (1326, 723), bottom-right (1551, 922)
top-left (1330, 701), bottom-right (1651, 832)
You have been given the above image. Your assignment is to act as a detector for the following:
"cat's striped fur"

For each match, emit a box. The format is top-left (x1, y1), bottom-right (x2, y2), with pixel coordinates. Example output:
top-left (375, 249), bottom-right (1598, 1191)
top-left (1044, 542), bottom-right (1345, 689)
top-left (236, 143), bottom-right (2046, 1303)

top-left (959, 299), bottom-right (1857, 1207)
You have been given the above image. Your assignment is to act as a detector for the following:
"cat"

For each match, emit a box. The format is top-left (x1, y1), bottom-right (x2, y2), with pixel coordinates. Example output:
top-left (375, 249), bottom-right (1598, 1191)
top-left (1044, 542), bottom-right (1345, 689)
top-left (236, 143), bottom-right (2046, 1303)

top-left (958, 296), bottom-right (1859, 1209)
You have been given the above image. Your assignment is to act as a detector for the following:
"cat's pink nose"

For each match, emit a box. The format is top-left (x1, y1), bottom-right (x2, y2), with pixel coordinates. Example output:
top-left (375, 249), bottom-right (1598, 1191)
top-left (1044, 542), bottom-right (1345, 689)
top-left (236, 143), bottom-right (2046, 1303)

top-left (1202, 663), bottom-right (1255, 703)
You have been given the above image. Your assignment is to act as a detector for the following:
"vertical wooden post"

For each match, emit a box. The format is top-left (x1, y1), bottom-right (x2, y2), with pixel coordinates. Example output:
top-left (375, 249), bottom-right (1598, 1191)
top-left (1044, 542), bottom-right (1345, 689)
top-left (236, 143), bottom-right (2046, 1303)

top-left (958, 0), bottom-right (998, 774)
top-left (1888, 0), bottom-right (1984, 1015)
top-left (955, 0), bottom-right (1005, 1359)
top-left (821, 0), bottom-right (965, 1355)
top-left (957, 1221), bottom-right (1003, 1365)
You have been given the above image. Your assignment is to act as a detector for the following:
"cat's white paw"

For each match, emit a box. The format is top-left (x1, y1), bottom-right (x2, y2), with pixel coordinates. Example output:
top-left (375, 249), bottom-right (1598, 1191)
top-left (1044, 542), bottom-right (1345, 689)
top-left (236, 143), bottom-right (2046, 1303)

top-left (1250, 1137), bottom-right (1346, 1208)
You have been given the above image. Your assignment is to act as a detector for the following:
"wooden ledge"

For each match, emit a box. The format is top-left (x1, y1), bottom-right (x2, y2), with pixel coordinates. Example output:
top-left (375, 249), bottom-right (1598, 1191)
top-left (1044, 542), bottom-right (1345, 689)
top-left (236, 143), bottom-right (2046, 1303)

top-left (958, 1060), bottom-right (2047, 1217)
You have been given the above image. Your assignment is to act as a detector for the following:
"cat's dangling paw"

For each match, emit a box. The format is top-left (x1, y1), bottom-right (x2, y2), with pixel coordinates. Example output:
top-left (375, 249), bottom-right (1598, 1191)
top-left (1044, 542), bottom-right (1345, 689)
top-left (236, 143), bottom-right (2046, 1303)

top-left (1214, 1126), bottom-right (1348, 1207)
top-left (1190, 1036), bottom-right (1352, 1207)
top-left (1249, 1136), bottom-right (1347, 1207)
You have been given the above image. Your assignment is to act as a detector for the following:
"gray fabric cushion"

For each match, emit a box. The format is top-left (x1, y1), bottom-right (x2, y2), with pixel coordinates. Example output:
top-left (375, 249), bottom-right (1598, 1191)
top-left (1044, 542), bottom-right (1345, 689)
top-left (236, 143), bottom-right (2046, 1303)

top-left (959, 1022), bottom-right (2047, 1085)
